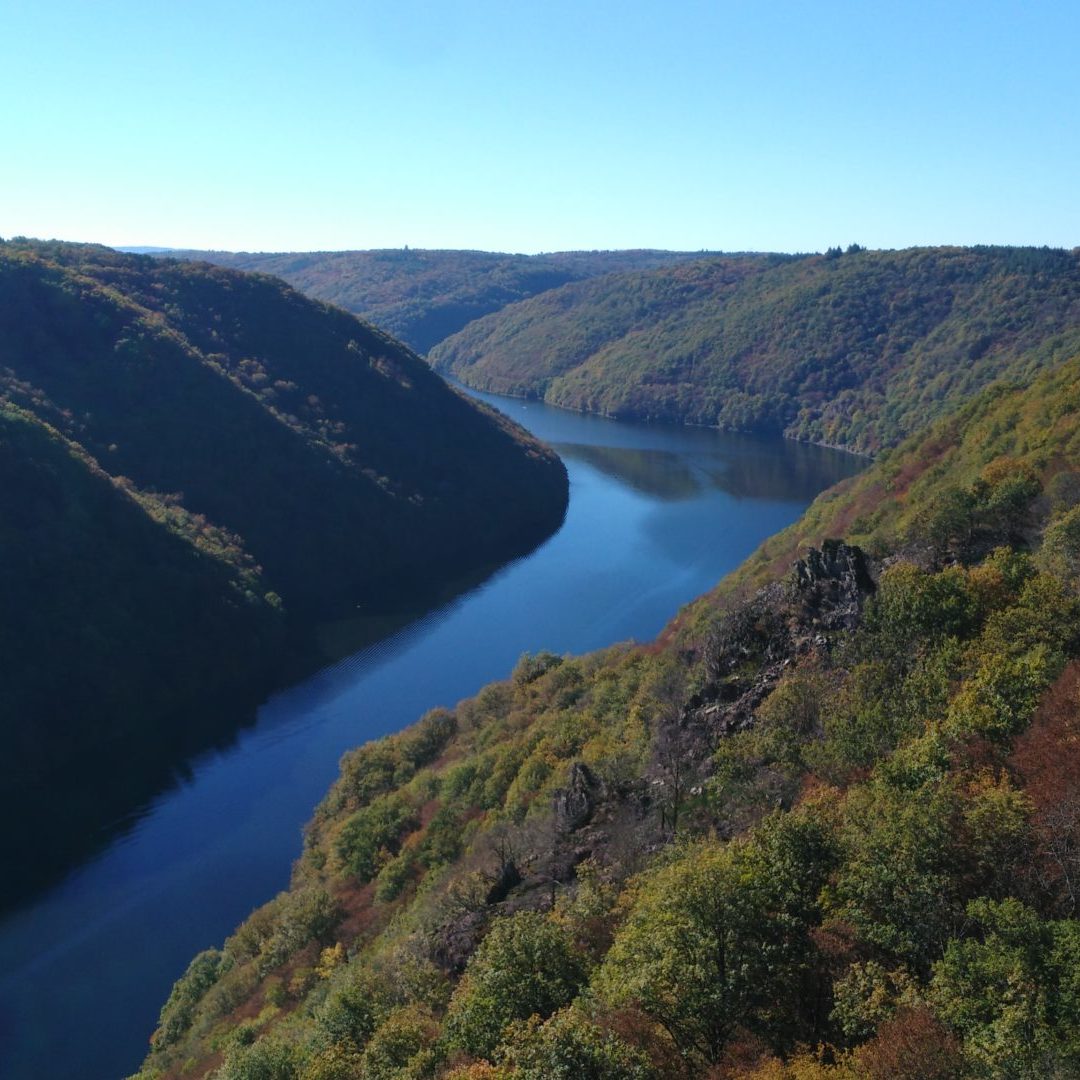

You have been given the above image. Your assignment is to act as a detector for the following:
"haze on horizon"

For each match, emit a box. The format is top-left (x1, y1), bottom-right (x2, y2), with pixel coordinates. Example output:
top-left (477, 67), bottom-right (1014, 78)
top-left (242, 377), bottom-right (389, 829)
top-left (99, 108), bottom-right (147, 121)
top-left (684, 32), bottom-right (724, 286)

top-left (3, 0), bottom-right (1078, 256)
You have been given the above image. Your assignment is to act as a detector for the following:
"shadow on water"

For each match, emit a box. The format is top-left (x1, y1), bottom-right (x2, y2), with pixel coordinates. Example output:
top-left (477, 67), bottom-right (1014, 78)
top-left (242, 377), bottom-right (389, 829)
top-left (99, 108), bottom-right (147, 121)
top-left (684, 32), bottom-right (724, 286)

top-left (0, 533), bottom-right (558, 919)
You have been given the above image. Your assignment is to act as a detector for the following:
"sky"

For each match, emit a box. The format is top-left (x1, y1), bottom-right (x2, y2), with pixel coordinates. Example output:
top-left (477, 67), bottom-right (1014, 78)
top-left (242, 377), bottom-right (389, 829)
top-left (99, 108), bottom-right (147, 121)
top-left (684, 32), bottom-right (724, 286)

top-left (2, 0), bottom-right (1078, 254)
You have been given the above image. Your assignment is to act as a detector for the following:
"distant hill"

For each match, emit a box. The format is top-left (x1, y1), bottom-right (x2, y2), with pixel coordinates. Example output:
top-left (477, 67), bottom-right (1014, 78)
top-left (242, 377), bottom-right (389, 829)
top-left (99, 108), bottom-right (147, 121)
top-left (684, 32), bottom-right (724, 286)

top-left (0, 240), bottom-right (567, 883)
top-left (430, 245), bottom-right (1080, 454)
top-left (163, 248), bottom-right (717, 353)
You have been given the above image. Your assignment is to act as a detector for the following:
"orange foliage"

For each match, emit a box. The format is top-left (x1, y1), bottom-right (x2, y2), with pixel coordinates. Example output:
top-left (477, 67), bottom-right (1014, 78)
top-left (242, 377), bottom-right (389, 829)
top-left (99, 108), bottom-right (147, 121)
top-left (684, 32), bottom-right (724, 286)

top-left (602, 1005), bottom-right (689, 1077)
top-left (442, 1064), bottom-right (513, 1080)
top-left (1009, 659), bottom-right (1080, 915)
top-left (852, 1007), bottom-right (963, 1080)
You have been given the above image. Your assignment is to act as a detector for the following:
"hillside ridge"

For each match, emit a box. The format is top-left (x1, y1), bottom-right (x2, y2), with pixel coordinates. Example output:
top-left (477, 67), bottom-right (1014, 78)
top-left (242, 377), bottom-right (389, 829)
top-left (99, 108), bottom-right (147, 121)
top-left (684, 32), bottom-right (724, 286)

top-left (431, 245), bottom-right (1080, 455)
top-left (163, 247), bottom-right (725, 354)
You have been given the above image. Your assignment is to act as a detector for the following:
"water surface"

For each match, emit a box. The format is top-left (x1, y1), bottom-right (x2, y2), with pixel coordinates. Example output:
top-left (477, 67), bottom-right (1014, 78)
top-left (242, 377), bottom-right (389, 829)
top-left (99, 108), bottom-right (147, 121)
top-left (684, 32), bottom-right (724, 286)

top-left (0, 391), bottom-right (862, 1078)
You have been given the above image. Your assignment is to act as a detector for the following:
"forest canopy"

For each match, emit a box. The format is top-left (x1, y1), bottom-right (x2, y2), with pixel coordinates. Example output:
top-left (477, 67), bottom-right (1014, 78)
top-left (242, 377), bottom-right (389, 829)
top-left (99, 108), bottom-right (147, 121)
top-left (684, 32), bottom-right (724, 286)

top-left (430, 245), bottom-right (1080, 455)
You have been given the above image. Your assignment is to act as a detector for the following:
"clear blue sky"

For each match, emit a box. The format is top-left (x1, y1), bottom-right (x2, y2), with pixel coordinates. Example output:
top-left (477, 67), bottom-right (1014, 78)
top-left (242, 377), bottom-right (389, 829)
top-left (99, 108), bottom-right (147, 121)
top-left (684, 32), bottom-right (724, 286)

top-left (3, 0), bottom-right (1077, 254)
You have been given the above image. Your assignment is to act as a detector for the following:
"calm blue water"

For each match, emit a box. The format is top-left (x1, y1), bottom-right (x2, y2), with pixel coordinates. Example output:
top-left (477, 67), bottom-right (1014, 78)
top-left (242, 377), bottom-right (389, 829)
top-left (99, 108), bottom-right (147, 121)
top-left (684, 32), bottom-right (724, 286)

top-left (0, 391), bottom-right (861, 1079)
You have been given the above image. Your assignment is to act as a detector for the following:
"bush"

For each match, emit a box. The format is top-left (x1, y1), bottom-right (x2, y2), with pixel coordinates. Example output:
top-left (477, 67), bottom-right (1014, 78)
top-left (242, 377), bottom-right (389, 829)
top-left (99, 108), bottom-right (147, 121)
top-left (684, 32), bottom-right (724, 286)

top-left (359, 1005), bottom-right (439, 1079)
top-left (336, 794), bottom-right (419, 882)
top-left (256, 888), bottom-right (342, 976)
top-left (152, 948), bottom-right (229, 1050)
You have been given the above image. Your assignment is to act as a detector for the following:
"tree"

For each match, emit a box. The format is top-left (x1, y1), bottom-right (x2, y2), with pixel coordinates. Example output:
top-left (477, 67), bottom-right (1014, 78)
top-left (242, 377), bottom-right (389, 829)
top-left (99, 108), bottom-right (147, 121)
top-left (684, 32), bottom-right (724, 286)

top-left (358, 1005), bottom-right (439, 1079)
top-left (593, 815), bottom-right (832, 1067)
top-left (931, 898), bottom-right (1080, 1077)
top-left (500, 1008), bottom-right (654, 1079)
top-left (834, 779), bottom-right (964, 973)
top-left (649, 660), bottom-right (690, 836)
top-left (852, 1007), bottom-right (963, 1080)
top-left (151, 948), bottom-right (229, 1050)
top-left (444, 911), bottom-right (587, 1060)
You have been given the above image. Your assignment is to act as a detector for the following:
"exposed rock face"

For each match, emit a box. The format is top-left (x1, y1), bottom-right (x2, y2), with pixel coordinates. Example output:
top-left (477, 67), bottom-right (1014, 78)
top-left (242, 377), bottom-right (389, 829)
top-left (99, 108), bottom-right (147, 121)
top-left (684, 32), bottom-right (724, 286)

top-left (791, 538), bottom-right (876, 632)
top-left (484, 858), bottom-right (522, 905)
top-left (689, 540), bottom-right (877, 739)
top-left (553, 762), bottom-right (603, 832)
top-left (437, 542), bottom-right (878, 974)
top-left (433, 909), bottom-right (487, 976)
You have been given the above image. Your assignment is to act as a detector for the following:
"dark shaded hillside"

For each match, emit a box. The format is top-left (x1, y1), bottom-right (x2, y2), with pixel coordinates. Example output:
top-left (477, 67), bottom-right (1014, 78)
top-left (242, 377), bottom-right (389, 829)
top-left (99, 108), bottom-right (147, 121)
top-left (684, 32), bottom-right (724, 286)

top-left (0, 241), bottom-right (567, 619)
top-left (0, 239), bottom-right (567, 902)
top-left (431, 245), bottom-right (1080, 454)
top-left (0, 402), bottom-right (286, 902)
top-left (0, 403), bottom-right (281, 776)
top-left (164, 248), bottom-right (716, 353)
top-left (138, 339), bottom-right (1080, 1078)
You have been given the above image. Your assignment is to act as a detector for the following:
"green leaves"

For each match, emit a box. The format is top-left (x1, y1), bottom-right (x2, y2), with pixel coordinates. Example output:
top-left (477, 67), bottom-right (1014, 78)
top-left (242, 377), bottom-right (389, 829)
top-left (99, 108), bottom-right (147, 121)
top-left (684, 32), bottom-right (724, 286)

top-left (434, 247), bottom-right (1080, 456)
top-left (336, 794), bottom-right (419, 883)
top-left (931, 899), bottom-right (1080, 1076)
top-left (444, 912), bottom-right (587, 1060)
top-left (594, 815), bottom-right (832, 1066)
top-left (500, 1008), bottom-right (654, 1079)
top-left (151, 948), bottom-right (230, 1050)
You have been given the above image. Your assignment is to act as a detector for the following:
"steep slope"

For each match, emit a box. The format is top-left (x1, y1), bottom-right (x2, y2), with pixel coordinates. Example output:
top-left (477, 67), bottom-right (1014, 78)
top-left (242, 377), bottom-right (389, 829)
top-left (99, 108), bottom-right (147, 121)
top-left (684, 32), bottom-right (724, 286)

top-left (0, 398), bottom-right (285, 767)
top-left (0, 241), bottom-right (567, 619)
top-left (0, 239), bottom-right (567, 895)
top-left (431, 245), bottom-right (1080, 454)
top-left (0, 401), bottom-right (286, 899)
top-left (138, 346), bottom-right (1080, 1078)
top-left (164, 248), bottom-right (715, 353)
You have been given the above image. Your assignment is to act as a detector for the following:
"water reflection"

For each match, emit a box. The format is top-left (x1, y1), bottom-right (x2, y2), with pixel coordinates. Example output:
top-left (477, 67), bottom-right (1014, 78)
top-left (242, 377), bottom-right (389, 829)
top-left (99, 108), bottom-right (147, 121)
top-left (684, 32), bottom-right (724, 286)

top-left (0, 546), bottom-right (543, 918)
top-left (555, 437), bottom-right (865, 503)
top-left (555, 443), bottom-right (702, 500)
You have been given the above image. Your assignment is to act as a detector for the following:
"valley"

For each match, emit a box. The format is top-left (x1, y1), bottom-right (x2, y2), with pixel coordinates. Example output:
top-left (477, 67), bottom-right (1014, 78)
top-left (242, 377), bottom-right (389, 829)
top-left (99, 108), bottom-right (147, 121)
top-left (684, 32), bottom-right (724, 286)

top-left (0, 240), bottom-right (567, 909)
top-left (0, 392), bottom-right (858, 1079)
top-left (5, 240), bottom-right (1080, 1079)
top-left (8, 5), bottom-right (1078, 1077)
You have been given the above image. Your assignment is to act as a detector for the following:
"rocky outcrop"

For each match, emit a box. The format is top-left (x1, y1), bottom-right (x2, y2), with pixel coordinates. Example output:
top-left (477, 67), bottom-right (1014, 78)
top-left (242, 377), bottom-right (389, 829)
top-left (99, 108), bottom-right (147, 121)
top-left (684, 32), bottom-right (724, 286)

top-left (436, 543), bottom-right (878, 978)
top-left (688, 540), bottom-right (877, 738)
top-left (790, 538), bottom-right (876, 632)
top-left (553, 762), bottom-right (604, 833)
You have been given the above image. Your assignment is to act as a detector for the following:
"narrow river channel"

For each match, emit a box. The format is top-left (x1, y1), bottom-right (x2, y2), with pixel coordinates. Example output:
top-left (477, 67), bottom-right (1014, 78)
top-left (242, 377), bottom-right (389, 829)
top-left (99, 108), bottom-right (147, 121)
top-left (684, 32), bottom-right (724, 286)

top-left (0, 390), bottom-right (862, 1079)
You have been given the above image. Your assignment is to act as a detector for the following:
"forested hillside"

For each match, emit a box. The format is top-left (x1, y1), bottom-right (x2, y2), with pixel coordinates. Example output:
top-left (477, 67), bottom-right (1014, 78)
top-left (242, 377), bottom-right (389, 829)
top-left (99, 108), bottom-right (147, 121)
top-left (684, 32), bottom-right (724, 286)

top-left (431, 245), bottom-right (1080, 454)
top-left (0, 240), bottom-right (567, 899)
top-left (165, 249), bottom-right (713, 354)
top-left (137, 334), bottom-right (1080, 1077)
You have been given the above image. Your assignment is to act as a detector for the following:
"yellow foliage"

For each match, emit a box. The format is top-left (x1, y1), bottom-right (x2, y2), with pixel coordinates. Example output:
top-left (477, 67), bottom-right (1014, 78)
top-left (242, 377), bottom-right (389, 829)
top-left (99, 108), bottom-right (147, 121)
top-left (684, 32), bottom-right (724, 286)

top-left (743, 1049), bottom-right (857, 1079)
top-left (316, 942), bottom-right (346, 979)
top-left (442, 1063), bottom-right (515, 1079)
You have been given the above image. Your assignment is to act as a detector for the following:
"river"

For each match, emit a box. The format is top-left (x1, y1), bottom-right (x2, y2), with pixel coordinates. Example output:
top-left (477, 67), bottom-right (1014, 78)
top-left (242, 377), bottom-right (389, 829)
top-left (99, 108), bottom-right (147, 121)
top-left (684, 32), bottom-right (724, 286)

top-left (0, 389), bottom-right (862, 1078)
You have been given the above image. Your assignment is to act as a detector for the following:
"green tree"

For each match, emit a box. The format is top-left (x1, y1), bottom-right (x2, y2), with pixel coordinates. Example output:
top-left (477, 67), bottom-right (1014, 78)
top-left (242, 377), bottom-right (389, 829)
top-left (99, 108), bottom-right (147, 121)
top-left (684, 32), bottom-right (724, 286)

top-left (216, 1035), bottom-right (300, 1080)
top-left (359, 1005), bottom-right (439, 1079)
top-left (444, 911), bottom-right (587, 1060)
top-left (931, 898), bottom-right (1080, 1077)
top-left (1038, 504), bottom-right (1080, 584)
top-left (500, 1008), bottom-right (654, 1079)
top-left (593, 814), bottom-right (832, 1067)
top-left (833, 778), bottom-right (965, 972)
top-left (336, 794), bottom-right (419, 882)
top-left (151, 948), bottom-right (229, 1049)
